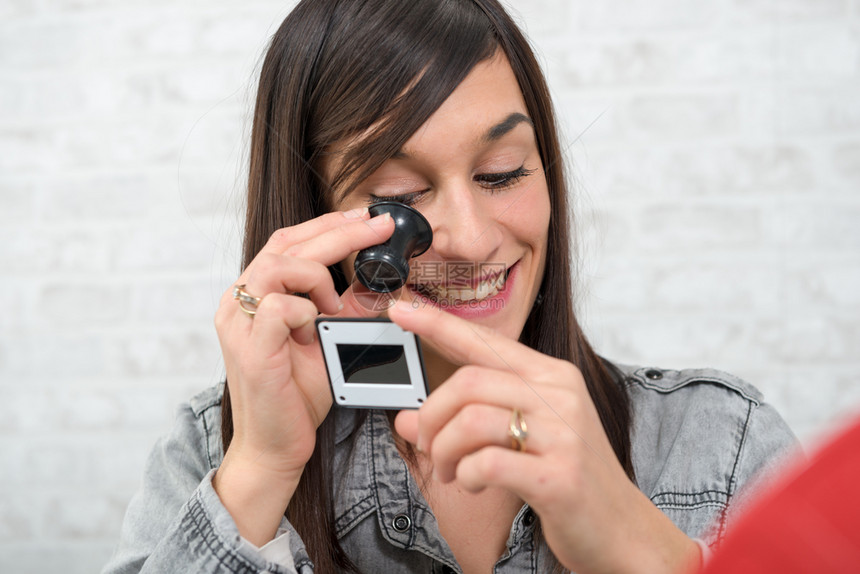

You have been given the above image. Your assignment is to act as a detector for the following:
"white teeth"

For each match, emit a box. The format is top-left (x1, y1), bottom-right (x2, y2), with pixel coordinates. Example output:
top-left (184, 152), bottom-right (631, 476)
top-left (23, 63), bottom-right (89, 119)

top-left (416, 270), bottom-right (506, 302)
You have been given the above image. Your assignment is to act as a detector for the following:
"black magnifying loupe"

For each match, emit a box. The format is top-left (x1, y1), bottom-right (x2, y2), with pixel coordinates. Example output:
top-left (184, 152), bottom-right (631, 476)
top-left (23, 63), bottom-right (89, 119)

top-left (354, 201), bottom-right (432, 293)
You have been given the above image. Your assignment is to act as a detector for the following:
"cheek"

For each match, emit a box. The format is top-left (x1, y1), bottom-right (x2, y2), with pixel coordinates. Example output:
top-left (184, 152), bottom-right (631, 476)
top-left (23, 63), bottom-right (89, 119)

top-left (507, 181), bottom-right (551, 252)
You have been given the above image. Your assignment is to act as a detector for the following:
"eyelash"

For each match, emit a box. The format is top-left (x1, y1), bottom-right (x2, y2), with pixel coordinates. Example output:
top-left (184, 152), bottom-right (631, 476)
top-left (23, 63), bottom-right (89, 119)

top-left (367, 166), bottom-right (536, 206)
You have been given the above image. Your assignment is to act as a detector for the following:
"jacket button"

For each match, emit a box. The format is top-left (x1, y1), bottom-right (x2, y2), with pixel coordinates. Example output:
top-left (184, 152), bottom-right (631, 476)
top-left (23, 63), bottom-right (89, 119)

top-left (645, 369), bottom-right (663, 380)
top-left (523, 509), bottom-right (536, 527)
top-left (392, 513), bottom-right (411, 532)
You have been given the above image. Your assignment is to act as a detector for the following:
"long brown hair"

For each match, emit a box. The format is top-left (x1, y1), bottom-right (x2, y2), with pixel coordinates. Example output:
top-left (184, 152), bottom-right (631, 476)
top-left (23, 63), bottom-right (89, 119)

top-left (223, 1), bottom-right (633, 571)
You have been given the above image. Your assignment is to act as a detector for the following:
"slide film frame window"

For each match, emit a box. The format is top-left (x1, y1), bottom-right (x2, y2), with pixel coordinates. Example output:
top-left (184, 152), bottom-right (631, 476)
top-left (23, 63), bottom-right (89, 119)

top-left (316, 318), bottom-right (429, 409)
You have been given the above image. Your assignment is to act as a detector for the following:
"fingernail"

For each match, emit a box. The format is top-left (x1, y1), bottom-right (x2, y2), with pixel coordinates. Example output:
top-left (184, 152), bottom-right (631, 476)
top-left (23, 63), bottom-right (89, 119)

top-left (344, 207), bottom-right (368, 219)
top-left (368, 212), bottom-right (392, 227)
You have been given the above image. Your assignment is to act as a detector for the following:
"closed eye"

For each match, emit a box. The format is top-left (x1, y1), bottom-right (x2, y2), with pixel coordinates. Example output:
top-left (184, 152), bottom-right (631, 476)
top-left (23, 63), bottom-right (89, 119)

top-left (475, 166), bottom-right (537, 190)
top-left (367, 190), bottom-right (424, 207)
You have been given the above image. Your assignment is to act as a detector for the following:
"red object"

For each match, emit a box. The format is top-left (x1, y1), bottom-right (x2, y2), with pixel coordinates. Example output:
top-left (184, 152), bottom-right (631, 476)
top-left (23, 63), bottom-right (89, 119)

top-left (701, 416), bottom-right (860, 573)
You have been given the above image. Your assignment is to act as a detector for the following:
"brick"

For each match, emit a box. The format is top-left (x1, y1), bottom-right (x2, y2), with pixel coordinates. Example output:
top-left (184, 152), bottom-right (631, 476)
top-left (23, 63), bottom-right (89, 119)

top-left (0, 128), bottom-right (58, 173)
top-left (554, 95), bottom-right (625, 144)
top-left (783, 257), bottom-right (860, 308)
top-left (42, 489), bottom-right (124, 538)
top-left (776, 24), bottom-right (860, 80)
top-left (196, 9), bottom-right (292, 56)
top-left (728, 0), bottom-right (850, 22)
top-left (572, 146), bottom-right (665, 199)
top-left (674, 31), bottom-right (776, 83)
top-left (0, 227), bottom-right (111, 275)
top-left (173, 109), bottom-right (246, 166)
top-left (557, 39), bottom-right (670, 88)
top-left (777, 89), bottom-right (860, 135)
top-left (0, 542), bottom-right (115, 574)
top-left (37, 282), bottom-right (131, 326)
top-left (504, 0), bottom-right (572, 38)
top-left (757, 315), bottom-right (860, 363)
top-left (764, 203), bottom-right (860, 251)
top-left (660, 144), bottom-right (816, 195)
top-left (0, 390), bottom-right (52, 434)
top-left (0, 439), bottom-right (92, 487)
top-left (832, 140), bottom-right (860, 185)
top-left (584, 143), bottom-right (816, 199)
top-left (0, 72), bottom-right (94, 122)
top-left (176, 166), bottom-right (241, 217)
top-left (649, 259), bottom-right (783, 313)
top-left (635, 204), bottom-right (762, 251)
top-left (599, 315), bottom-right (753, 366)
top-left (583, 259), bottom-right (652, 312)
top-left (132, 277), bottom-right (220, 324)
top-left (0, 179), bottom-right (37, 225)
top-left (575, 206), bottom-right (640, 255)
top-left (109, 224), bottom-right (214, 272)
top-left (118, 329), bottom-right (220, 376)
top-left (558, 31), bottom-right (776, 88)
top-left (0, 494), bottom-right (38, 539)
top-left (570, 0), bottom-right (722, 31)
top-left (627, 93), bottom-right (741, 140)
top-left (0, 333), bottom-right (114, 377)
top-left (37, 172), bottom-right (175, 222)
top-left (752, 369), bottom-right (860, 442)
top-left (0, 0), bottom-right (39, 19)
top-left (155, 61), bottom-right (250, 107)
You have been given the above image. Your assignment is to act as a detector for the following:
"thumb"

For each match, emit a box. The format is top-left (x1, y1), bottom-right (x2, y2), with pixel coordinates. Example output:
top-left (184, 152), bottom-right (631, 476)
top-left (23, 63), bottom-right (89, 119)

top-left (338, 280), bottom-right (402, 318)
top-left (394, 409), bottom-right (420, 447)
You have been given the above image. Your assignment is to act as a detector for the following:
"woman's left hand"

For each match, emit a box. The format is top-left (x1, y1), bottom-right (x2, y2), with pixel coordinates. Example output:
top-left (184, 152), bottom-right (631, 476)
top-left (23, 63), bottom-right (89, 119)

top-left (389, 301), bottom-right (701, 574)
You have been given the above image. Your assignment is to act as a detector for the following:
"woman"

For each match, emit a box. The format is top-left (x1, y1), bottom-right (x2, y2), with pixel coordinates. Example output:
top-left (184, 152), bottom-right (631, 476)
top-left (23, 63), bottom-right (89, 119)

top-left (104, 1), bottom-right (797, 573)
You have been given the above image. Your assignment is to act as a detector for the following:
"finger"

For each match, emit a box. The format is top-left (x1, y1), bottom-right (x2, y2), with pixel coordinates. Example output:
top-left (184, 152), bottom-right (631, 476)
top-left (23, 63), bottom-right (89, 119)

top-left (245, 254), bottom-right (342, 315)
top-left (335, 281), bottom-right (403, 319)
top-left (394, 410), bottom-right (420, 446)
top-left (260, 209), bottom-right (370, 255)
top-left (416, 366), bottom-right (540, 452)
top-left (454, 446), bottom-right (543, 497)
top-left (250, 293), bottom-right (320, 357)
top-left (282, 212), bottom-right (395, 267)
top-left (430, 403), bottom-right (550, 483)
top-left (387, 299), bottom-right (553, 379)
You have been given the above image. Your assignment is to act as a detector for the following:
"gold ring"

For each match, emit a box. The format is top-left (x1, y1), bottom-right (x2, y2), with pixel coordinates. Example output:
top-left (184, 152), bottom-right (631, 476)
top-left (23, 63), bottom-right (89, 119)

top-left (508, 408), bottom-right (528, 452)
top-left (232, 284), bottom-right (261, 317)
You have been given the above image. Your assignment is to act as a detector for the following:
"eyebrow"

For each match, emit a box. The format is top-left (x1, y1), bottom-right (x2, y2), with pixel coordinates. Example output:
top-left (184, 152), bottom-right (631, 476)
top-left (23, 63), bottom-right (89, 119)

top-left (392, 112), bottom-right (534, 159)
top-left (483, 112), bottom-right (534, 143)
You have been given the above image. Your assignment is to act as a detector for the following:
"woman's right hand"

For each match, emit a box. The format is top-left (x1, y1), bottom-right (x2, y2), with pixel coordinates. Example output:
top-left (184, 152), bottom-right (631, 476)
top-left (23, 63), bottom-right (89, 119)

top-left (211, 208), bottom-right (395, 546)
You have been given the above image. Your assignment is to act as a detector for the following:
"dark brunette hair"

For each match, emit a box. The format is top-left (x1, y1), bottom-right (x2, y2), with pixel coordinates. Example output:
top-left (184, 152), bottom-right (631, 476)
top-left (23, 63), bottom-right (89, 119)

top-left (223, 0), bottom-right (633, 571)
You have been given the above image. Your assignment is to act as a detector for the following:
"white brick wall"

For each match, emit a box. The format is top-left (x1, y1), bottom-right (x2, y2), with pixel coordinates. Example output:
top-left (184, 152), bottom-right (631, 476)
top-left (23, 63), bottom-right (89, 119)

top-left (1, 0), bottom-right (858, 570)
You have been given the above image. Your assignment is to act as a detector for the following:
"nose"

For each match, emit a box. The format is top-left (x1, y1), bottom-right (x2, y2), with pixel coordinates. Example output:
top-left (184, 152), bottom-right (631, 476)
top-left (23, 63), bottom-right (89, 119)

top-left (428, 186), bottom-right (503, 264)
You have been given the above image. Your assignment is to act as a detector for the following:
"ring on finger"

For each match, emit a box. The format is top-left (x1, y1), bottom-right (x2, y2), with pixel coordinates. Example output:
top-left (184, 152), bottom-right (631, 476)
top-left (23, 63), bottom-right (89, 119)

top-left (232, 284), bottom-right (261, 317)
top-left (508, 408), bottom-right (529, 452)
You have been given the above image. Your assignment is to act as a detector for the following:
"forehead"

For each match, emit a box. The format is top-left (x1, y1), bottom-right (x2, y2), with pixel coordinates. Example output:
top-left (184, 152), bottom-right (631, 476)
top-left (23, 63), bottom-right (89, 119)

top-left (324, 51), bottom-right (531, 201)
top-left (399, 52), bottom-right (529, 154)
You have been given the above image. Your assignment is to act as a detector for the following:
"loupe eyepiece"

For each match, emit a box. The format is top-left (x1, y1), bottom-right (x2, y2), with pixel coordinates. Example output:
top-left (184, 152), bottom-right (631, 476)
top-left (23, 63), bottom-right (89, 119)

top-left (354, 201), bottom-right (432, 293)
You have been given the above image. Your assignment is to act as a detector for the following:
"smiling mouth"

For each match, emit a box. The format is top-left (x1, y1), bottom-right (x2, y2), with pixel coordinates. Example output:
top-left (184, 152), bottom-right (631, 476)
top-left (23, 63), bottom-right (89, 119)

top-left (410, 265), bottom-right (512, 302)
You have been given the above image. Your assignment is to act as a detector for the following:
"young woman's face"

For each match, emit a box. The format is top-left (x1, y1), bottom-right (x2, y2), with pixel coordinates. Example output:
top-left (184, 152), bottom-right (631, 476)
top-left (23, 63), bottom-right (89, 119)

top-left (332, 52), bottom-right (551, 342)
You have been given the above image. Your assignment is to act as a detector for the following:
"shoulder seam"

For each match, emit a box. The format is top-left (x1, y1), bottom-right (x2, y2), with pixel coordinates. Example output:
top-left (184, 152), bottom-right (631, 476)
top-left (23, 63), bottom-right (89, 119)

top-left (625, 373), bottom-right (761, 406)
top-left (188, 382), bottom-right (226, 418)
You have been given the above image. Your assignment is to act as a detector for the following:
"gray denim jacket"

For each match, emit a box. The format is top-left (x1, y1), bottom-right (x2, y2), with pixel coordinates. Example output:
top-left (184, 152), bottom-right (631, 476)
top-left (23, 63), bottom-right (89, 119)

top-left (102, 365), bottom-right (798, 574)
